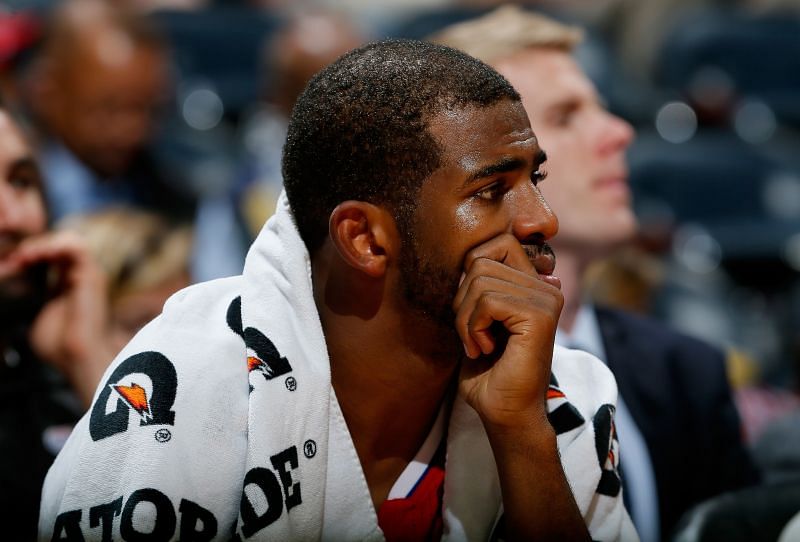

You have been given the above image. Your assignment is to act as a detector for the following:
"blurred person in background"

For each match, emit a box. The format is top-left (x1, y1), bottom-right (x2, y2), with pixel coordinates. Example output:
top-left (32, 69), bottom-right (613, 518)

top-left (433, 7), bottom-right (757, 541)
top-left (26, 0), bottom-right (195, 224)
top-left (0, 103), bottom-right (111, 538)
top-left (236, 9), bottom-right (365, 237)
top-left (0, 101), bottom-right (194, 535)
top-left (0, 10), bottom-right (42, 132)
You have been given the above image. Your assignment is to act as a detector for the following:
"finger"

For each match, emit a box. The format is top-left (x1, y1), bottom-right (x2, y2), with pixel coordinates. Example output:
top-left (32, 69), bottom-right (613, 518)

top-left (463, 233), bottom-right (536, 275)
top-left (466, 293), bottom-right (520, 356)
top-left (455, 276), bottom-right (513, 358)
top-left (456, 278), bottom-right (559, 356)
top-left (13, 231), bottom-right (90, 268)
top-left (453, 257), bottom-right (542, 311)
top-left (465, 284), bottom-right (563, 351)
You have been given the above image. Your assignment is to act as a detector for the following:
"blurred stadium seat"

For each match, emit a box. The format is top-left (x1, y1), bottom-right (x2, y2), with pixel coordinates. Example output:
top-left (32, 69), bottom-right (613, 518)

top-left (657, 9), bottom-right (800, 126)
top-left (630, 130), bottom-right (800, 264)
top-left (154, 8), bottom-right (282, 120)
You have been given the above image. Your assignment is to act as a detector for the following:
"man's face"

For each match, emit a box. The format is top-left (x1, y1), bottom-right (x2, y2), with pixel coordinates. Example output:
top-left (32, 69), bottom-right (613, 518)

top-left (494, 48), bottom-right (636, 254)
top-left (0, 111), bottom-right (47, 312)
top-left (398, 99), bottom-right (558, 334)
top-left (50, 37), bottom-right (167, 177)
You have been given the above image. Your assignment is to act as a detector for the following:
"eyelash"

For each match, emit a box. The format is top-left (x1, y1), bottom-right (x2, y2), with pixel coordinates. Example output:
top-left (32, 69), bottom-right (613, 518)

top-left (474, 168), bottom-right (548, 201)
top-left (532, 169), bottom-right (548, 186)
top-left (475, 183), bottom-right (505, 201)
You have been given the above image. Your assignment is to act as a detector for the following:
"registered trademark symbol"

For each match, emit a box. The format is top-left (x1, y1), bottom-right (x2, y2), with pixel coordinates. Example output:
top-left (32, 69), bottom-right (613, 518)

top-left (154, 428), bottom-right (172, 443)
top-left (285, 376), bottom-right (297, 392)
top-left (303, 439), bottom-right (317, 459)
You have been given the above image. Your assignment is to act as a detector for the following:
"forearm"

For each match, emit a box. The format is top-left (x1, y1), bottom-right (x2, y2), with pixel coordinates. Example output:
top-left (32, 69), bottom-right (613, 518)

top-left (485, 416), bottom-right (590, 541)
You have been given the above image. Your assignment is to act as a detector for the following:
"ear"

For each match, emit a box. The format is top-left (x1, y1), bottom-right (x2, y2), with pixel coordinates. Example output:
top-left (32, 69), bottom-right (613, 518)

top-left (328, 201), bottom-right (397, 278)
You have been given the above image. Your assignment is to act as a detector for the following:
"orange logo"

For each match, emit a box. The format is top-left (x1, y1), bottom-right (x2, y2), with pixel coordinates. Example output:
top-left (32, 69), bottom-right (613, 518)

top-left (247, 356), bottom-right (265, 373)
top-left (546, 386), bottom-right (566, 400)
top-left (113, 383), bottom-right (152, 421)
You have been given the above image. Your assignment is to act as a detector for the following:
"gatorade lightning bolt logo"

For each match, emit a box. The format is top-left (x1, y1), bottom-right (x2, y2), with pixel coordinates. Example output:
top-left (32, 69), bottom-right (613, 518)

top-left (112, 383), bottom-right (152, 422)
top-left (546, 374), bottom-right (585, 435)
top-left (89, 351), bottom-right (177, 442)
top-left (227, 296), bottom-right (292, 385)
top-left (247, 356), bottom-right (264, 373)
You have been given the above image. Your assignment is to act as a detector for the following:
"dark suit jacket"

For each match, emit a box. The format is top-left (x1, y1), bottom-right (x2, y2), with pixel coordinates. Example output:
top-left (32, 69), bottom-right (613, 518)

top-left (595, 306), bottom-right (758, 540)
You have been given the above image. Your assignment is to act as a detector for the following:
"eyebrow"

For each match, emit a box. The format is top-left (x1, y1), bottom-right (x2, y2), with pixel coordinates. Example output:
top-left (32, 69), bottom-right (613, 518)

top-left (462, 149), bottom-right (548, 189)
top-left (11, 157), bottom-right (39, 171)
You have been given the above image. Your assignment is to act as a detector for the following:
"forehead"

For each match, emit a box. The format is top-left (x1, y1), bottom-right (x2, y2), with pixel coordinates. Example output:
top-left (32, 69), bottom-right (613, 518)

top-left (427, 99), bottom-right (536, 169)
top-left (63, 39), bottom-right (166, 93)
top-left (494, 48), bottom-right (596, 111)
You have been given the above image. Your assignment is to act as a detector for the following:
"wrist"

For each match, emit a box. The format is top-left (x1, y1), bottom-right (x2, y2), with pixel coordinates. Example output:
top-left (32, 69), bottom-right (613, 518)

top-left (481, 409), bottom-right (558, 458)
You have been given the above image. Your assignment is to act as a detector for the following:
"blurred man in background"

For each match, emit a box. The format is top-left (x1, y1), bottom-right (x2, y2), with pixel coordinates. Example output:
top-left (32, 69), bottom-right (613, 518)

top-left (434, 7), bottom-right (757, 540)
top-left (0, 104), bottom-right (114, 538)
top-left (237, 9), bottom-right (365, 235)
top-left (0, 98), bottom-right (195, 536)
top-left (27, 0), bottom-right (195, 223)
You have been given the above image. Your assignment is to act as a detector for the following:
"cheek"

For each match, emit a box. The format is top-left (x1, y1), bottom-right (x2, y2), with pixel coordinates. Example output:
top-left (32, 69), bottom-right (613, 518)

top-left (538, 180), bottom-right (573, 219)
top-left (451, 199), bottom-right (511, 254)
top-left (454, 201), bottom-right (480, 232)
top-left (23, 195), bottom-right (47, 235)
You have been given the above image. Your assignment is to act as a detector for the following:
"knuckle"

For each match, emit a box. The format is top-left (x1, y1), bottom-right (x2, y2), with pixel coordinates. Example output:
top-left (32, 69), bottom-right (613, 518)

top-left (454, 308), bottom-right (470, 330)
top-left (476, 291), bottom-right (495, 310)
top-left (469, 257), bottom-right (492, 275)
top-left (463, 245), bottom-right (482, 268)
top-left (471, 274), bottom-right (493, 291)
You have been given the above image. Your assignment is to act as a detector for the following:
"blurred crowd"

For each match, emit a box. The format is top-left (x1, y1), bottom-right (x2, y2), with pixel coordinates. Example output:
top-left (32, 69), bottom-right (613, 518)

top-left (1, 0), bottom-right (800, 539)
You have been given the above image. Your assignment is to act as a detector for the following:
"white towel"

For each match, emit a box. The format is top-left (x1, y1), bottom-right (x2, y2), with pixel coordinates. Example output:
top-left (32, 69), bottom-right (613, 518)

top-left (40, 192), bottom-right (638, 542)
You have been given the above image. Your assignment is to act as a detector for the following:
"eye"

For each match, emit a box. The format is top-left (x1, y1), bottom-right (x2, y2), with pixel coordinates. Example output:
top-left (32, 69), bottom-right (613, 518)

top-left (9, 174), bottom-right (34, 190)
top-left (8, 164), bottom-right (42, 192)
top-left (531, 168), bottom-right (548, 186)
top-left (474, 182), bottom-right (506, 202)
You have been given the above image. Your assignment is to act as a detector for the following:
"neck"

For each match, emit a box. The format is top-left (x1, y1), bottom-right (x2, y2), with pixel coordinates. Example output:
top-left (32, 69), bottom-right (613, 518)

top-left (312, 252), bottom-right (457, 510)
top-left (552, 247), bottom-right (589, 334)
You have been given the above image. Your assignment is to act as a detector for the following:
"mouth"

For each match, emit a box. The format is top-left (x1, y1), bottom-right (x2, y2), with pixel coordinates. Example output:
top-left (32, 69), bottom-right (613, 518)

top-left (595, 174), bottom-right (630, 196)
top-left (523, 242), bottom-right (556, 277)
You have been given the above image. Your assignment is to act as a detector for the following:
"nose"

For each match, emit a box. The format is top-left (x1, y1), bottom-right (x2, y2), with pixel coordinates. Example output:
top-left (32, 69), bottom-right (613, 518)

top-left (597, 110), bottom-right (634, 156)
top-left (511, 183), bottom-right (559, 243)
top-left (111, 107), bottom-right (152, 152)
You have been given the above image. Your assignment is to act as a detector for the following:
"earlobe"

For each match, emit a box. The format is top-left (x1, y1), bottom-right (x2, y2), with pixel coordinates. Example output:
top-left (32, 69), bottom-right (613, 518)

top-left (329, 201), bottom-right (394, 278)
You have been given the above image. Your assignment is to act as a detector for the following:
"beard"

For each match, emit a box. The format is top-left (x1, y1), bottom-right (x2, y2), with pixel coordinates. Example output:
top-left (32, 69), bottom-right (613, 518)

top-left (395, 225), bottom-right (464, 360)
top-left (395, 221), bottom-right (557, 361)
top-left (398, 239), bottom-right (460, 327)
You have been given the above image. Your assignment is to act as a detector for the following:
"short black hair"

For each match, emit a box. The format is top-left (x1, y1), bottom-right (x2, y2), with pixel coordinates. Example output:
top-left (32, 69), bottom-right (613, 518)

top-left (282, 39), bottom-right (520, 254)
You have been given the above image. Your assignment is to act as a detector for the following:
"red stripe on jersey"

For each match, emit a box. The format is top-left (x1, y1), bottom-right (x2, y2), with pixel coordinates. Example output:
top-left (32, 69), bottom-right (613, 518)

top-left (378, 442), bottom-right (446, 542)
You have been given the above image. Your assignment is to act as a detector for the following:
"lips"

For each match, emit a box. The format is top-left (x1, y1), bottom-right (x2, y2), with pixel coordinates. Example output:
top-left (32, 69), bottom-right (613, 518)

top-left (524, 242), bottom-right (556, 276)
top-left (595, 171), bottom-right (630, 193)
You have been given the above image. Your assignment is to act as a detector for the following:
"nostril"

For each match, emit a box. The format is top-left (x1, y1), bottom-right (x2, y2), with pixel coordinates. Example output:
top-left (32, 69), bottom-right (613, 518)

top-left (520, 232), bottom-right (547, 246)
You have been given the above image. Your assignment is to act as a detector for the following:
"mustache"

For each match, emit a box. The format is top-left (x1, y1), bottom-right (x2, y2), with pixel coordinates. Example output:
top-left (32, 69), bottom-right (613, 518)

top-left (523, 242), bottom-right (555, 263)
